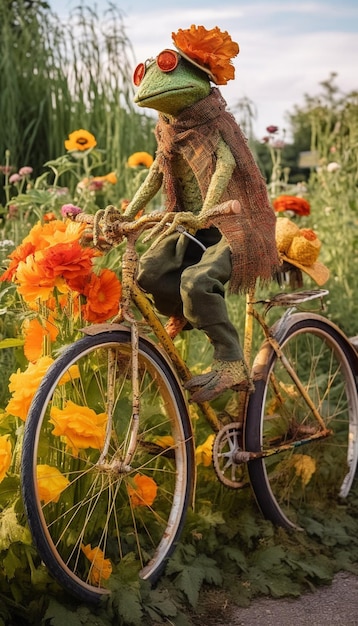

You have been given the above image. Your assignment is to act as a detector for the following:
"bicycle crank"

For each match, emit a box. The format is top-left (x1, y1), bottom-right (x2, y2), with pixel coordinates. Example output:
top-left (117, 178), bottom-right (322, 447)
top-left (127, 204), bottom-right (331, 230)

top-left (212, 422), bottom-right (249, 488)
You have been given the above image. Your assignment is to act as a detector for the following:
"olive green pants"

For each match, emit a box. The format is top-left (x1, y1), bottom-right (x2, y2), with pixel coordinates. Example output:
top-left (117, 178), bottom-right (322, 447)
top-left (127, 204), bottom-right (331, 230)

top-left (136, 228), bottom-right (243, 361)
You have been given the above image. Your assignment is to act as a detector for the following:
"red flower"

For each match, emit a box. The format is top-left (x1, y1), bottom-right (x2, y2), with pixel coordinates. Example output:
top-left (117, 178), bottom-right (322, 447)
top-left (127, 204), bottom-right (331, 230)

top-left (273, 195), bottom-right (310, 217)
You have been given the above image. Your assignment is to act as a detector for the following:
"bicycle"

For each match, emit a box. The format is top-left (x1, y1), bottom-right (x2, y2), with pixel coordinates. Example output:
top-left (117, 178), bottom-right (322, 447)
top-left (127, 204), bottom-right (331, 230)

top-left (21, 202), bottom-right (358, 603)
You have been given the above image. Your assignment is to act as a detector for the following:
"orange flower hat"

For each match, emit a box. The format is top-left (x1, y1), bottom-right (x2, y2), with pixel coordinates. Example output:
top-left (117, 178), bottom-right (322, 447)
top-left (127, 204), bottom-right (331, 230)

top-left (172, 25), bottom-right (239, 85)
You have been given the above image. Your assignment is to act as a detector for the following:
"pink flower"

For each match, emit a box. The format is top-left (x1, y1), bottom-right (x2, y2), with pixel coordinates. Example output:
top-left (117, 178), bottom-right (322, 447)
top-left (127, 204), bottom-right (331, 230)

top-left (272, 140), bottom-right (285, 149)
top-left (9, 173), bottom-right (22, 184)
top-left (61, 204), bottom-right (83, 218)
top-left (18, 166), bottom-right (33, 176)
top-left (0, 166), bottom-right (13, 175)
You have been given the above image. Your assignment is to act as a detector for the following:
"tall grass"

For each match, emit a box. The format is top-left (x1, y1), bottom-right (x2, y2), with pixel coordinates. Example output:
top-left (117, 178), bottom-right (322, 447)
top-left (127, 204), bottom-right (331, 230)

top-left (0, 1), bottom-right (156, 189)
top-left (305, 88), bottom-right (358, 337)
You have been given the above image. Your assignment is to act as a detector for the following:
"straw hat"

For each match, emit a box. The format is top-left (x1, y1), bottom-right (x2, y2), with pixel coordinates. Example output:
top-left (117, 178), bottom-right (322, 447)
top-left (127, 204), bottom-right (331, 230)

top-left (275, 217), bottom-right (330, 286)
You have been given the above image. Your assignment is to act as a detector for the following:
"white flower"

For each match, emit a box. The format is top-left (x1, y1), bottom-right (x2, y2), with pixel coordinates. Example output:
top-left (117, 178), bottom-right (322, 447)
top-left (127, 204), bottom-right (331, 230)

top-left (326, 162), bottom-right (341, 173)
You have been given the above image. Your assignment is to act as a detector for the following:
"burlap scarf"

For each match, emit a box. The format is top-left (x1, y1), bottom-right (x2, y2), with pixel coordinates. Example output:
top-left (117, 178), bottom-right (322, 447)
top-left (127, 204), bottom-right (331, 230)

top-left (154, 88), bottom-right (280, 293)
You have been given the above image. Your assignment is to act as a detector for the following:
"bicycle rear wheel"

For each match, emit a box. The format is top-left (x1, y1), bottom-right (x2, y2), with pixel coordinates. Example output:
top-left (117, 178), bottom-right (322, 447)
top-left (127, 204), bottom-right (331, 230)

top-left (245, 313), bottom-right (358, 530)
top-left (21, 330), bottom-right (193, 603)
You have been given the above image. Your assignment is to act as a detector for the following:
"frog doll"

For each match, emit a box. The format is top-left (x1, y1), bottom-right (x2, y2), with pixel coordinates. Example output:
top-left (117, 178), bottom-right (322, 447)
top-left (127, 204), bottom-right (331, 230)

top-left (122, 24), bottom-right (280, 402)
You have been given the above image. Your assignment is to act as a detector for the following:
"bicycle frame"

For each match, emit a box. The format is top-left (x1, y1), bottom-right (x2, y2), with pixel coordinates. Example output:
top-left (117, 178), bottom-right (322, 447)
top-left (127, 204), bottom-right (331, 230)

top-left (82, 217), bottom-right (334, 467)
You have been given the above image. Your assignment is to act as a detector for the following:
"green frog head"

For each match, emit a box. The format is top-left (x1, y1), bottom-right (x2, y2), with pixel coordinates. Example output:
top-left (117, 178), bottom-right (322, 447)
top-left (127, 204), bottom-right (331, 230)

top-left (133, 48), bottom-right (211, 117)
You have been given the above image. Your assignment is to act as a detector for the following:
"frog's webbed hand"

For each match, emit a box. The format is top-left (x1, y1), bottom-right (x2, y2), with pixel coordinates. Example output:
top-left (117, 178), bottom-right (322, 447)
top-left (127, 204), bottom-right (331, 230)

top-left (93, 205), bottom-right (127, 247)
top-left (197, 199), bottom-right (241, 229)
top-left (143, 211), bottom-right (201, 246)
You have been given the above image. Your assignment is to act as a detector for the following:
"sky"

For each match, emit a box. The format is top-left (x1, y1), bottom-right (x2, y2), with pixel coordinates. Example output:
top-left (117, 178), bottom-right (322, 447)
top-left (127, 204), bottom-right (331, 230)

top-left (49, 0), bottom-right (358, 140)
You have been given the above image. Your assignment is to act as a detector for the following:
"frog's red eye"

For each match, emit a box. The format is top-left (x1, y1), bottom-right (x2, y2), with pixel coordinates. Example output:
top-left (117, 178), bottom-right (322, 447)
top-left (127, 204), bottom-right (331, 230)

top-left (156, 49), bottom-right (179, 73)
top-left (133, 63), bottom-right (146, 86)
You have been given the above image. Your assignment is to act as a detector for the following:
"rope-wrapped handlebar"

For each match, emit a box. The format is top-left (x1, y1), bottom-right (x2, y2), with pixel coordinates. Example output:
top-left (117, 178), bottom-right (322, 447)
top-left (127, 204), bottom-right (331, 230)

top-left (69, 200), bottom-right (241, 250)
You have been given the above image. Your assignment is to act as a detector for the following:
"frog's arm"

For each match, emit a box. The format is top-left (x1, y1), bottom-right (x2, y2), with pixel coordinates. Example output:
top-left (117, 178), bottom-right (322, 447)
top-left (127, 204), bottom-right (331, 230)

top-left (157, 137), bottom-right (236, 233)
top-left (201, 136), bottom-right (236, 213)
top-left (145, 137), bottom-right (238, 243)
top-left (123, 159), bottom-right (163, 220)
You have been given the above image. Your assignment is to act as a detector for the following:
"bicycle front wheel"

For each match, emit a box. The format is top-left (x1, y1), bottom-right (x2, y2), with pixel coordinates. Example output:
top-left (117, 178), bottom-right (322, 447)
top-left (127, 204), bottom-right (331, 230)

top-left (21, 330), bottom-right (194, 603)
top-left (245, 313), bottom-right (358, 530)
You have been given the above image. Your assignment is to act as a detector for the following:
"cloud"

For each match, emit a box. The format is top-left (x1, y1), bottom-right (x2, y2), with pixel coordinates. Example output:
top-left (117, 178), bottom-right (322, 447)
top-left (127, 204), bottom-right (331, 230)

top-left (126, 7), bottom-right (356, 137)
top-left (50, 0), bottom-right (358, 139)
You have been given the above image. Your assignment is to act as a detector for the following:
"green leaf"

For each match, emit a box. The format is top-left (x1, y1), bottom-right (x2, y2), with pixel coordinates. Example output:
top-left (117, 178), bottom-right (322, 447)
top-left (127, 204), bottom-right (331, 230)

top-left (108, 581), bottom-right (143, 625)
top-left (219, 546), bottom-right (248, 572)
top-left (252, 545), bottom-right (286, 571)
top-left (0, 504), bottom-right (32, 551)
top-left (176, 566), bottom-right (202, 607)
top-left (2, 548), bottom-right (23, 579)
top-left (44, 599), bottom-right (83, 625)
top-left (266, 573), bottom-right (301, 598)
top-left (0, 338), bottom-right (24, 350)
top-left (174, 554), bottom-right (222, 607)
top-left (143, 587), bottom-right (178, 619)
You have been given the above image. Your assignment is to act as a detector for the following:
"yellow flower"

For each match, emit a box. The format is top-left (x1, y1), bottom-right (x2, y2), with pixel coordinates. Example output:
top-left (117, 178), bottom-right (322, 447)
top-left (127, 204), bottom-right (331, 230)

top-left (81, 544), bottom-right (112, 585)
top-left (195, 434), bottom-right (215, 467)
top-left (58, 364), bottom-right (80, 384)
top-left (0, 435), bottom-right (12, 483)
top-left (104, 171), bottom-right (118, 184)
top-left (154, 435), bottom-right (175, 449)
top-left (6, 356), bottom-right (54, 421)
top-left (292, 454), bottom-right (316, 487)
top-left (127, 474), bottom-right (158, 507)
top-left (49, 401), bottom-right (107, 456)
top-left (127, 152), bottom-right (154, 168)
top-left (64, 129), bottom-right (97, 152)
top-left (37, 464), bottom-right (70, 504)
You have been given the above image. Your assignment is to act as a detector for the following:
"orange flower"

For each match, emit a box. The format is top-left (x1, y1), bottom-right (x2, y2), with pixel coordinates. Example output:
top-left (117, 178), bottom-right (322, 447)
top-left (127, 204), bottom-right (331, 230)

top-left (15, 254), bottom-right (63, 303)
top-left (78, 171), bottom-right (118, 191)
top-left (172, 25), bottom-right (239, 85)
top-left (44, 212), bottom-right (57, 222)
top-left (49, 401), bottom-right (107, 456)
top-left (0, 435), bottom-right (12, 483)
top-left (23, 316), bottom-right (59, 363)
top-left (23, 219), bottom-right (86, 249)
top-left (6, 356), bottom-right (54, 421)
top-left (81, 544), bottom-right (112, 585)
top-left (64, 129), bottom-right (97, 152)
top-left (37, 242), bottom-right (96, 283)
top-left (82, 269), bottom-right (122, 323)
top-left (37, 464), bottom-right (70, 504)
top-left (128, 474), bottom-right (158, 507)
top-left (127, 152), bottom-right (154, 168)
top-left (0, 241), bottom-right (35, 283)
top-left (273, 195), bottom-right (311, 216)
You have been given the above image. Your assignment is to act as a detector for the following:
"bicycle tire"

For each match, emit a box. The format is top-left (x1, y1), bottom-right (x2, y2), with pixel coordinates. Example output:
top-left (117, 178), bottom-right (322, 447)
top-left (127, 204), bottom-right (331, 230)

top-left (245, 313), bottom-right (358, 530)
top-left (21, 330), bottom-right (194, 603)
